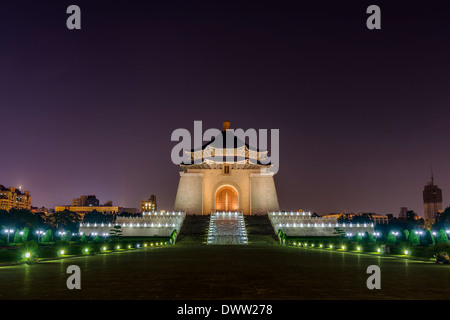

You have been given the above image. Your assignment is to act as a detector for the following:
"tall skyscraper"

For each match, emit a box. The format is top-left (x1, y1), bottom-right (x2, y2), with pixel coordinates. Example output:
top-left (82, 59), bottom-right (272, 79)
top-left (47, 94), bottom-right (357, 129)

top-left (423, 169), bottom-right (443, 220)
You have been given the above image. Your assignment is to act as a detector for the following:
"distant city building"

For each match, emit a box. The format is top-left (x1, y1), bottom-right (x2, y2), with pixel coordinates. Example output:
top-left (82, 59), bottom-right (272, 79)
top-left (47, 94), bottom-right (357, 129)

top-left (57, 194), bottom-right (136, 218)
top-left (398, 207), bottom-right (421, 221)
top-left (31, 206), bottom-right (50, 214)
top-left (104, 200), bottom-right (113, 207)
top-left (54, 205), bottom-right (138, 218)
top-left (55, 205), bottom-right (120, 218)
top-left (367, 213), bottom-right (389, 224)
top-left (322, 212), bottom-right (349, 220)
top-left (141, 195), bottom-right (157, 212)
top-left (72, 195), bottom-right (100, 207)
top-left (399, 207), bottom-right (408, 219)
top-left (321, 212), bottom-right (388, 224)
top-left (0, 185), bottom-right (31, 211)
top-left (423, 172), bottom-right (443, 220)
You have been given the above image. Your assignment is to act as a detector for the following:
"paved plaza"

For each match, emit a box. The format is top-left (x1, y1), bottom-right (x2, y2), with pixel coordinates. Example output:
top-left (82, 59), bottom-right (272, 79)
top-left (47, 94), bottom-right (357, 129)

top-left (1, 244), bottom-right (449, 300)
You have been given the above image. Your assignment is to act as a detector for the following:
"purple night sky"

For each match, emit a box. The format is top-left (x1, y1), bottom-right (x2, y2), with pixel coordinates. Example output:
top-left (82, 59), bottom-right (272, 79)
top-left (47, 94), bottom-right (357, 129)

top-left (1, 1), bottom-right (450, 216)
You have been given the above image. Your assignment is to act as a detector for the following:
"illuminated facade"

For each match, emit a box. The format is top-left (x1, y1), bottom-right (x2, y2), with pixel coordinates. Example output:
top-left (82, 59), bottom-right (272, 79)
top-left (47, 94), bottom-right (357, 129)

top-left (0, 185), bottom-right (31, 211)
top-left (174, 121), bottom-right (280, 215)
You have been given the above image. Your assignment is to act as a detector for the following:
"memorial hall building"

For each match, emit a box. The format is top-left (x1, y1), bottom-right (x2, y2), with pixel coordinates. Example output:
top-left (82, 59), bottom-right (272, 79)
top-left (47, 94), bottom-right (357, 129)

top-left (174, 121), bottom-right (280, 215)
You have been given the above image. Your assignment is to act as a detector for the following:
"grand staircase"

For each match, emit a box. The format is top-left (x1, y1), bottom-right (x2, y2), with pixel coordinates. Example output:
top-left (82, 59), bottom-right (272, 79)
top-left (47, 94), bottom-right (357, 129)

top-left (176, 213), bottom-right (278, 245)
top-left (207, 212), bottom-right (248, 245)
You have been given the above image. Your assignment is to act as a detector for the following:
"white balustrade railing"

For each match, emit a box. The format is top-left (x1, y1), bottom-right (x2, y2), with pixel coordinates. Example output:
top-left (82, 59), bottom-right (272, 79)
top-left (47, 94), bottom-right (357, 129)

top-left (268, 211), bottom-right (375, 237)
top-left (79, 211), bottom-right (186, 237)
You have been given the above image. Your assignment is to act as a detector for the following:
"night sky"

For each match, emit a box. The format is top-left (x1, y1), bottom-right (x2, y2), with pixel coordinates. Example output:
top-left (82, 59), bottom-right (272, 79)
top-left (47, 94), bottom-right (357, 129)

top-left (1, 1), bottom-right (450, 216)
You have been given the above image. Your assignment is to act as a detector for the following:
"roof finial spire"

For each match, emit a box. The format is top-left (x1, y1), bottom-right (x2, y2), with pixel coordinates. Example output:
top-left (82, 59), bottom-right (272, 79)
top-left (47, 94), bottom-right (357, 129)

top-left (431, 164), bottom-right (434, 185)
top-left (222, 120), bottom-right (230, 131)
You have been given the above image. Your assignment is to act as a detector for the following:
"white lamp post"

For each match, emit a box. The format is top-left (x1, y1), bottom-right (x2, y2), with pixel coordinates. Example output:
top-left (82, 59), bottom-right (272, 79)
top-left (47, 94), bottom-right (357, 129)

top-left (35, 230), bottom-right (44, 242)
top-left (4, 229), bottom-right (14, 243)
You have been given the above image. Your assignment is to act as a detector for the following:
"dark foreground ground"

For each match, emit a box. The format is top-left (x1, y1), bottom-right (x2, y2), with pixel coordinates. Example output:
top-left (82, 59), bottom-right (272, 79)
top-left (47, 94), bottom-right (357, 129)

top-left (0, 244), bottom-right (449, 300)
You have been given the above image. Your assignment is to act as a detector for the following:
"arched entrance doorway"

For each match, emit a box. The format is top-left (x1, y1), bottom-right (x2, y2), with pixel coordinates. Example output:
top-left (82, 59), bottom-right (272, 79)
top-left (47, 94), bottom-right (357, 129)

top-left (215, 185), bottom-right (239, 211)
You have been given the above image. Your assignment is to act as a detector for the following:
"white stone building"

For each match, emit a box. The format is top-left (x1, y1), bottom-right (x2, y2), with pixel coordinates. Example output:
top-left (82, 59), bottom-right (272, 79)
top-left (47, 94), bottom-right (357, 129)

top-left (174, 121), bottom-right (280, 215)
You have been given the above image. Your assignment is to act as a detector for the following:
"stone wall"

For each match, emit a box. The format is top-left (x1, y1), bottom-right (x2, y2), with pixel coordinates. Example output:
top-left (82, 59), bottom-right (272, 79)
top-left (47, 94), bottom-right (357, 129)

top-left (174, 172), bottom-right (203, 214)
top-left (250, 173), bottom-right (280, 214)
top-left (268, 211), bottom-right (375, 237)
top-left (79, 212), bottom-right (186, 237)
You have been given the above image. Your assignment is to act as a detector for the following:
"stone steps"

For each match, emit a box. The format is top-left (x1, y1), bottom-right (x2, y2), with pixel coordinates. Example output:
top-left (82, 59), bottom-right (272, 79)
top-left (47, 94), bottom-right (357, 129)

top-left (176, 214), bottom-right (279, 246)
top-left (207, 212), bottom-right (248, 245)
top-left (244, 215), bottom-right (279, 245)
top-left (176, 215), bottom-right (210, 245)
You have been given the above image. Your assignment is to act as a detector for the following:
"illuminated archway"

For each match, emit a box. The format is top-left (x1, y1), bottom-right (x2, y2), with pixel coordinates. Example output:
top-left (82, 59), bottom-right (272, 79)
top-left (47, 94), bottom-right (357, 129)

top-left (215, 185), bottom-right (239, 212)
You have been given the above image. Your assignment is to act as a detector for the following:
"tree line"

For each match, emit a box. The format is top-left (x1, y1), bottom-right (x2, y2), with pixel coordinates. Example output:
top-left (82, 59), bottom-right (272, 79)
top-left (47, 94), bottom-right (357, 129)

top-left (0, 208), bottom-right (136, 244)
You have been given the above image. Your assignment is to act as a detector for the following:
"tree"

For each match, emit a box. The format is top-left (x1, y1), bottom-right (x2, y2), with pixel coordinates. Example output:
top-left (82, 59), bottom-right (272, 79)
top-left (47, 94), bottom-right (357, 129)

top-left (83, 210), bottom-right (114, 224)
top-left (354, 233), bottom-right (362, 243)
top-left (436, 229), bottom-right (449, 244)
top-left (402, 230), bottom-right (410, 242)
top-left (333, 227), bottom-right (346, 244)
top-left (12, 209), bottom-right (39, 229)
top-left (434, 207), bottom-right (450, 231)
top-left (48, 210), bottom-right (81, 232)
top-left (408, 231), bottom-right (420, 246)
top-left (21, 227), bottom-right (30, 242)
top-left (337, 214), bottom-right (352, 224)
top-left (421, 229), bottom-right (435, 246)
top-left (406, 210), bottom-right (418, 221)
top-left (352, 213), bottom-right (372, 224)
top-left (109, 225), bottom-right (123, 240)
top-left (42, 229), bottom-right (53, 243)
top-left (363, 232), bottom-right (376, 244)
top-left (13, 230), bottom-right (21, 243)
top-left (80, 233), bottom-right (87, 242)
top-left (386, 231), bottom-right (397, 245)
top-left (0, 209), bottom-right (13, 231)
top-left (0, 209), bottom-right (39, 230)
top-left (63, 230), bottom-right (73, 241)
top-left (389, 211), bottom-right (424, 233)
